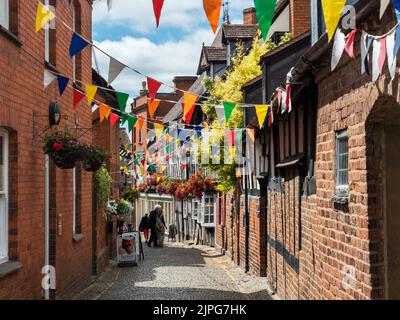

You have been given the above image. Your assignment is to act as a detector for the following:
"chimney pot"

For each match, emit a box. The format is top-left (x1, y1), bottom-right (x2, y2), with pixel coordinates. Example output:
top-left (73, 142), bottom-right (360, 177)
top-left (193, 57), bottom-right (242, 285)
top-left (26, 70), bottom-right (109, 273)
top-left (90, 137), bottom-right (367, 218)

top-left (243, 7), bottom-right (257, 25)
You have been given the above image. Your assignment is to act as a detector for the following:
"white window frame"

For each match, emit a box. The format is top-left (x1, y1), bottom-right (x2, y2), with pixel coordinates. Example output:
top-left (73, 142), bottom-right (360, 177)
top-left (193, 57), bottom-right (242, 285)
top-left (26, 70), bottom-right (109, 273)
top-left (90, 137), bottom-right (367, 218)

top-left (44, 0), bottom-right (50, 63)
top-left (335, 130), bottom-right (349, 197)
top-left (0, 129), bottom-right (9, 264)
top-left (201, 194), bottom-right (216, 227)
top-left (192, 199), bottom-right (200, 220)
top-left (0, 0), bottom-right (9, 30)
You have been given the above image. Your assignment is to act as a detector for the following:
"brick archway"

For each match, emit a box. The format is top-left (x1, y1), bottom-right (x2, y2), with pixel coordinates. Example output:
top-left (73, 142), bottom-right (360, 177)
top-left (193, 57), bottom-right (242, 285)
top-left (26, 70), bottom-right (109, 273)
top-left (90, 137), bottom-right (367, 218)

top-left (366, 95), bottom-right (400, 299)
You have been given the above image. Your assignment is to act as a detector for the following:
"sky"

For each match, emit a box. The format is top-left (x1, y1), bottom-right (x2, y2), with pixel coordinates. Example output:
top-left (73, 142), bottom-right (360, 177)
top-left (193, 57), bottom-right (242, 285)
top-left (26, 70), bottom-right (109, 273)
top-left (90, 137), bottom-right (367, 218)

top-left (92, 0), bottom-right (255, 99)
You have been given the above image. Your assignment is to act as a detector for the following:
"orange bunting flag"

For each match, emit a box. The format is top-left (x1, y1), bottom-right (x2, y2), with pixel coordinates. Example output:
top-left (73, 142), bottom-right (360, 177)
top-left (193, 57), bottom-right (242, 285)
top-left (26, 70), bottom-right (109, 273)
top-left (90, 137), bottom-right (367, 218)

top-left (148, 98), bottom-right (161, 119)
top-left (203, 0), bottom-right (222, 33)
top-left (99, 103), bottom-right (111, 123)
top-left (183, 92), bottom-right (198, 123)
top-left (136, 117), bottom-right (145, 131)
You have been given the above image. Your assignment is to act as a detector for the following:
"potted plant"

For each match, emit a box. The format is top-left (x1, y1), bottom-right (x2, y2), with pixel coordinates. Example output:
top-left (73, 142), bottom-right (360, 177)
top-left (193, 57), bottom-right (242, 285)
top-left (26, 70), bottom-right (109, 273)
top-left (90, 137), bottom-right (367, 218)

top-left (43, 130), bottom-right (86, 169)
top-left (82, 145), bottom-right (110, 172)
top-left (122, 189), bottom-right (140, 203)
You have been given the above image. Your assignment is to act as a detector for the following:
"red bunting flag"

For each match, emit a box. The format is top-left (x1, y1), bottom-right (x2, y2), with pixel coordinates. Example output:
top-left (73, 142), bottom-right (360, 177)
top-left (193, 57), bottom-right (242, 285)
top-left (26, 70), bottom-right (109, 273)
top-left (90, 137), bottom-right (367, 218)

top-left (110, 113), bottom-right (120, 126)
top-left (147, 77), bottom-right (162, 100)
top-left (73, 89), bottom-right (86, 109)
top-left (182, 103), bottom-right (196, 125)
top-left (344, 29), bottom-right (358, 59)
top-left (378, 36), bottom-right (387, 76)
top-left (152, 0), bottom-right (164, 28)
top-left (182, 164), bottom-right (187, 170)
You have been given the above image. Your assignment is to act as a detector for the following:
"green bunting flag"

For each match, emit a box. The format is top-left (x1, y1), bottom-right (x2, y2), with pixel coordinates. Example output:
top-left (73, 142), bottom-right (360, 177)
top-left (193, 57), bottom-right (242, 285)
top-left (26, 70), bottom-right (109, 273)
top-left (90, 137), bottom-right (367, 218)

top-left (127, 116), bottom-right (138, 133)
top-left (116, 92), bottom-right (130, 113)
top-left (121, 113), bottom-right (128, 125)
top-left (254, 0), bottom-right (276, 40)
top-left (223, 102), bottom-right (236, 124)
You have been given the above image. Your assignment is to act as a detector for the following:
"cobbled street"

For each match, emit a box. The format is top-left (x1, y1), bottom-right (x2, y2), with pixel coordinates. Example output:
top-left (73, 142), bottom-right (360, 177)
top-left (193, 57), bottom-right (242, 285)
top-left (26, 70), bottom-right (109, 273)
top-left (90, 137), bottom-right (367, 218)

top-left (75, 242), bottom-right (274, 300)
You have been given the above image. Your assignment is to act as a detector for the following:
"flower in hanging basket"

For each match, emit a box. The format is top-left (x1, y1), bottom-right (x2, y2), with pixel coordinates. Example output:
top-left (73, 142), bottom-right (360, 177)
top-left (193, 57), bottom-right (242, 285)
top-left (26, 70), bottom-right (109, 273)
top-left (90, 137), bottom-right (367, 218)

top-left (82, 145), bottom-right (111, 172)
top-left (43, 131), bottom-right (86, 169)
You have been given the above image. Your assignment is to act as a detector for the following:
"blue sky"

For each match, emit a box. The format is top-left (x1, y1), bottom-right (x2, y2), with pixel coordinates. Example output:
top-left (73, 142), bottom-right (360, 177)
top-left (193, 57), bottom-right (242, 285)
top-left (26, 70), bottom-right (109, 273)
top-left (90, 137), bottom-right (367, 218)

top-left (92, 0), bottom-right (254, 98)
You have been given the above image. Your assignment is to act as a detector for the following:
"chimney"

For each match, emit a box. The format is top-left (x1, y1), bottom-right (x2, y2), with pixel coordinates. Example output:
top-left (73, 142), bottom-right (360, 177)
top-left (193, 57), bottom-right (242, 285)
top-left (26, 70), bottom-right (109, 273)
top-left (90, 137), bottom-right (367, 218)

top-left (140, 81), bottom-right (148, 96)
top-left (289, 0), bottom-right (311, 37)
top-left (243, 7), bottom-right (257, 25)
top-left (173, 76), bottom-right (198, 94)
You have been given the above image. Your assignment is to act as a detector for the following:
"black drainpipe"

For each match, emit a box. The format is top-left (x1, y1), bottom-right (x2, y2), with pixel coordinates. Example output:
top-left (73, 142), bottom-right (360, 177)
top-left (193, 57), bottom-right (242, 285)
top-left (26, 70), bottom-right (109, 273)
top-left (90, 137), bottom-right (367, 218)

top-left (244, 173), bottom-right (250, 273)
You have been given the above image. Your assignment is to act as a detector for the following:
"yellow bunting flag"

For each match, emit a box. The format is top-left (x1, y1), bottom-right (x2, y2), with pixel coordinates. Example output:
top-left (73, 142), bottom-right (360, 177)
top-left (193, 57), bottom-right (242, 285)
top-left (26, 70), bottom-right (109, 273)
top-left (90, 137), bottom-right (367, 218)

top-left (183, 92), bottom-right (198, 122)
top-left (203, 0), bottom-right (222, 33)
top-left (36, 2), bottom-right (56, 32)
top-left (321, 0), bottom-right (347, 42)
top-left (230, 146), bottom-right (236, 160)
top-left (99, 103), bottom-right (111, 123)
top-left (154, 123), bottom-right (164, 140)
top-left (84, 84), bottom-right (98, 106)
top-left (148, 98), bottom-right (161, 119)
top-left (255, 105), bottom-right (269, 129)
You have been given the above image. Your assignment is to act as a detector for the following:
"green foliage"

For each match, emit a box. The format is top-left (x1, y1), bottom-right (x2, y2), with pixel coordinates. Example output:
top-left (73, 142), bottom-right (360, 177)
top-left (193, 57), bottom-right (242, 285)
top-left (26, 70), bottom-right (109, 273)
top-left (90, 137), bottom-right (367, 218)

top-left (123, 189), bottom-right (140, 203)
top-left (94, 168), bottom-right (112, 204)
top-left (117, 199), bottom-right (134, 217)
top-left (200, 32), bottom-right (292, 192)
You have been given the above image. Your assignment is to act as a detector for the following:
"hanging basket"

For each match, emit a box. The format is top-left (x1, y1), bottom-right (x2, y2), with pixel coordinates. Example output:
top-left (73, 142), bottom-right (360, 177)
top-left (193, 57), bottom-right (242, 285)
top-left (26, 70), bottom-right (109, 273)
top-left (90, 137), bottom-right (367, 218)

top-left (82, 145), bottom-right (110, 173)
top-left (43, 131), bottom-right (86, 170)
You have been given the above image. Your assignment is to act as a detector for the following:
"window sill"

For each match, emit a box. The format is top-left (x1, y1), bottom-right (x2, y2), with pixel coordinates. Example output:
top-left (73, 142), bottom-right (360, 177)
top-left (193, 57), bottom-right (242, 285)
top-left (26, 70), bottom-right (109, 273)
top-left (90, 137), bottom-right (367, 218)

top-left (0, 26), bottom-right (22, 47)
top-left (0, 260), bottom-right (22, 279)
top-left (332, 195), bottom-right (349, 205)
top-left (73, 233), bottom-right (84, 243)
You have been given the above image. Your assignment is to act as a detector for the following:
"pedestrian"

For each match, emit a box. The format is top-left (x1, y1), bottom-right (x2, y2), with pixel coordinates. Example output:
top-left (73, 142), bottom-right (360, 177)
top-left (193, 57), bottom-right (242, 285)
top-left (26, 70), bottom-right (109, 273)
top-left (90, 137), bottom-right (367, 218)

top-left (148, 204), bottom-right (161, 247)
top-left (156, 209), bottom-right (166, 247)
top-left (139, 213), bottom-right (150, 243)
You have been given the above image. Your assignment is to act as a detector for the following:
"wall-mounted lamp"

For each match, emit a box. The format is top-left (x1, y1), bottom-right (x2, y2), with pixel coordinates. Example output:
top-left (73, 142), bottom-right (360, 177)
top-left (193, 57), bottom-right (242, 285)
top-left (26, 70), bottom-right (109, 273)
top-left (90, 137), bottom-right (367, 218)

top-left (49, 101), bottom-right (62, 126)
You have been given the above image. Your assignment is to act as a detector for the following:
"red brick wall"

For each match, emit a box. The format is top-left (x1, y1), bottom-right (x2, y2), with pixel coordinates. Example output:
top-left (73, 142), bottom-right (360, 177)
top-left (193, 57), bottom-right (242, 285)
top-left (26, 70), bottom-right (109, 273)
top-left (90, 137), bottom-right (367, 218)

top-left (0, 0), bottom-right (93, 299)
top-left (289, 0), bottom-right (311, 37)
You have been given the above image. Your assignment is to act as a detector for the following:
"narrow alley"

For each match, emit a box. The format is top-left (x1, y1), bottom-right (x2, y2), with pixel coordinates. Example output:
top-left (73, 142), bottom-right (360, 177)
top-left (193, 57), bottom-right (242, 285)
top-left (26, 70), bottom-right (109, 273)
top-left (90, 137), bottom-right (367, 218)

top-left (75, 243), bottom-right (273, 301)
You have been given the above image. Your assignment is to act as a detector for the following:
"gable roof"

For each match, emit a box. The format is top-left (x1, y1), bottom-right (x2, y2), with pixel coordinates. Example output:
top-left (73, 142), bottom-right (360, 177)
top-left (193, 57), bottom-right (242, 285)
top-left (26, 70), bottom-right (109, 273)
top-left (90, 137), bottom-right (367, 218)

top-left (197, 46), bottom-right (227, 74)
top-left (222, 24), bottom-right (259, 40)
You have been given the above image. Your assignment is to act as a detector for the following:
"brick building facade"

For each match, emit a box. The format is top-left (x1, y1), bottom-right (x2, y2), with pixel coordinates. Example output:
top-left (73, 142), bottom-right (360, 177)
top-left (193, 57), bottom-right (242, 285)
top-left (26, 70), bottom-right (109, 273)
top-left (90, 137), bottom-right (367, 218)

top-left (216, 0), bottom-right (400, 300)
top-left (0, 0), bottom-right (94, 299)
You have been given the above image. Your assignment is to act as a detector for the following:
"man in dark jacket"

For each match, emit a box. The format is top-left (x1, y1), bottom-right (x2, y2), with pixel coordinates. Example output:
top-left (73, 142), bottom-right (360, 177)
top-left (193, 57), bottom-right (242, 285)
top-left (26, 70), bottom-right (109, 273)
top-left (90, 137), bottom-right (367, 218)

top-left (148, 205), bottom-right (161, 247)
top-left (139, 214), bottom-right (150, 243)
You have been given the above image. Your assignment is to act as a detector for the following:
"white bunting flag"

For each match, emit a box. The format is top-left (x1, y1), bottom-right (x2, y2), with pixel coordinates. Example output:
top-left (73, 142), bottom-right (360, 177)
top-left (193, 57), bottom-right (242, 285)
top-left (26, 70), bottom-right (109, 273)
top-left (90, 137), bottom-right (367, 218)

top-left (372, 38), bottom-right (382, 82)
top-left (331, 28), bottom-right (346, 71)
top-left (44, 69), bottom-right (56, 89)
top-left (387, 29), bottom-right (397, 79)
top-left (108, 57), bottom-right (126, 85)
top-left (380, 0), bottom-right (390, 19)
top-left (215, 105), bottom-right (226, 126)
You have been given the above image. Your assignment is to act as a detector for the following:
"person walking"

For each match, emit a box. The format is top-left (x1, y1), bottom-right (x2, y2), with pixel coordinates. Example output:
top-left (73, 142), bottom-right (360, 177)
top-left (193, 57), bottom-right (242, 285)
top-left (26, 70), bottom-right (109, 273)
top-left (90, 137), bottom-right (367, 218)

top-left (148, 205), bottom-right (161, 247)
top-left (139, 213), bottom-right (150, 243)
top-left (156, 209), bottom-right (166, 247)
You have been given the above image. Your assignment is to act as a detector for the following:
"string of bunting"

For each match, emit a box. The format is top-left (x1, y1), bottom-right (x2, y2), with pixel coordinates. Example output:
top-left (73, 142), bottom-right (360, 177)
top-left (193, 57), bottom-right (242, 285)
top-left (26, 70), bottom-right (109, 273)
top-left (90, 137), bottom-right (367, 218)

top-left (35, 0), bottom-right (278, 111)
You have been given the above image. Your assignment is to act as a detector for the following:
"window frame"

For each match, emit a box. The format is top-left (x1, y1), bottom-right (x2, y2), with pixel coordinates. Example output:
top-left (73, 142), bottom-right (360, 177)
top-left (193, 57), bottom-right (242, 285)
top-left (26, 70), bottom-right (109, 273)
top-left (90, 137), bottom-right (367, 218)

top-left (335, 129), bottom-right (349, 197)
top-left (0, 0), bottom-right (9, 30)
top-left (202, 194), bottom-right (216, 227)
top-left (0, 129), bottom-right (9, 264)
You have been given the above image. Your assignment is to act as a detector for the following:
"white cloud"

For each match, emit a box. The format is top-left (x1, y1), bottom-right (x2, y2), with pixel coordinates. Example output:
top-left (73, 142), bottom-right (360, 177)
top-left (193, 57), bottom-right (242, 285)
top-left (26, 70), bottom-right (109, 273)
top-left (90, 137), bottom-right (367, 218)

top-left (94, 28), bottom-right (215, 96)
top-left (92, 0), bottom-right (256, 97)
top-left (93, 0), bottom-right (255, 34)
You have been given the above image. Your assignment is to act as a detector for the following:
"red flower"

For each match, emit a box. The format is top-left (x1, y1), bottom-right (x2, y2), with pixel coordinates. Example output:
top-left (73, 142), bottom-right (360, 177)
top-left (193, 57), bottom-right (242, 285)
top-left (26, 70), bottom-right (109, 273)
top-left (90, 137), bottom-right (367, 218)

top-left (53, 143), bottom-right (62, 152)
